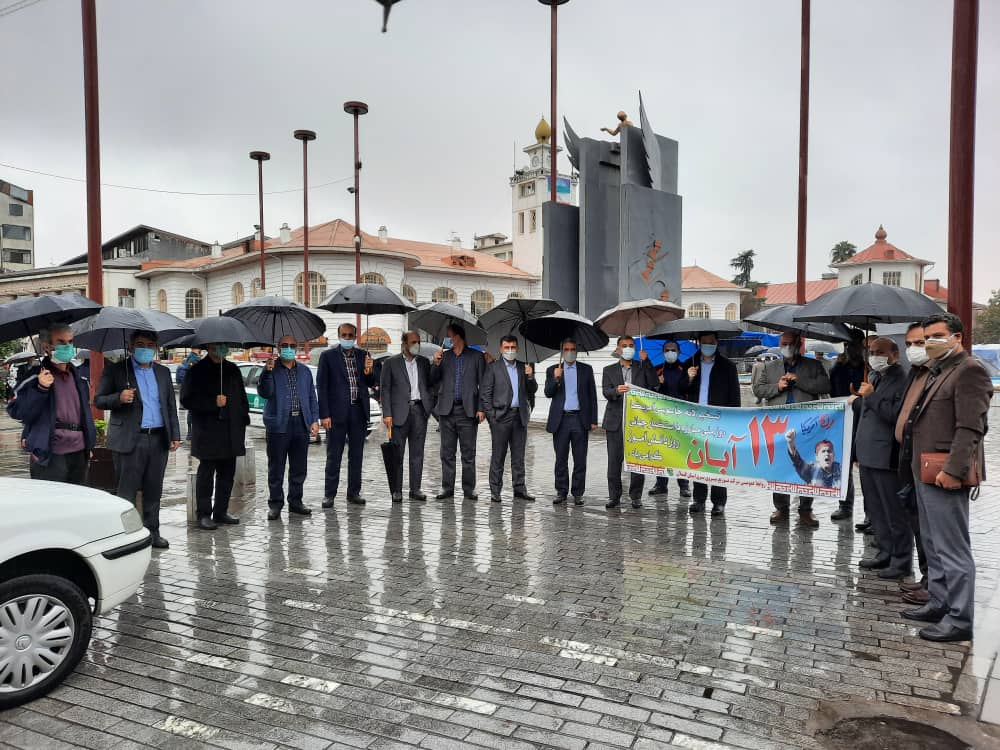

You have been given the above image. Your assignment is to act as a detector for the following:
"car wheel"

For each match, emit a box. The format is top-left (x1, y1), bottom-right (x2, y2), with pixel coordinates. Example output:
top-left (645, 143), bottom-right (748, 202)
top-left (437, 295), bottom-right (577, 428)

top-left (0, 574), bottom-right (93, 710)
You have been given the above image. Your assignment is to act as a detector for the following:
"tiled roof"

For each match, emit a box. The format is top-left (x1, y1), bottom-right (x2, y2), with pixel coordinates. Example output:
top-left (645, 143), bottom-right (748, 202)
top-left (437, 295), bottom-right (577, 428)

top-left (681, 265), bottom-right (743, 290)
top-left (923, 278), bottom-right (948, 301)
top-left (755, 278), bottom-right (838, 305)
top-left (836, 225), bottom-right (930, 266)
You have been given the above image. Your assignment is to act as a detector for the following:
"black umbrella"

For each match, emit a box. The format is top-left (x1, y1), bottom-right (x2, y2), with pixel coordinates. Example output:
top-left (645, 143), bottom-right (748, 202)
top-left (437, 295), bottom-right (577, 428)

top-left (72, 308), bottom-right (193, 353)
top-left (518, 311), bottom-right (609, 352)
top-left (408, 302), bottom-right (488, 346)
top-left (190, 315), bottom-right (268, 395)
top-left (224, 295), bottom-right (326, 344)
top-left (805, 340), bottom-right (839, 354)
top-left (0, 293), bottom-right (102, 347)
top-left (480, 297), bottom-right (562, 362)
top-left (380, 427), bottom-right (402, 495)
top-left (744, 304), bottom-right (853, 343)
top-left (793, 282), bottom-right (942, 326)
top-left (319, 283), bottom-right (416, 316)
top-left (161, 318), bottom-right (205, 349)
top-left (646, 318), bottom-right (744, 340)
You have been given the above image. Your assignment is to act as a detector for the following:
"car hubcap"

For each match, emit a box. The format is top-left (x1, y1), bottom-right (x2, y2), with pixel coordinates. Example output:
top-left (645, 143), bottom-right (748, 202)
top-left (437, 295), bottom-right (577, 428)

top-left (0, 595), bottom-right (75, 693)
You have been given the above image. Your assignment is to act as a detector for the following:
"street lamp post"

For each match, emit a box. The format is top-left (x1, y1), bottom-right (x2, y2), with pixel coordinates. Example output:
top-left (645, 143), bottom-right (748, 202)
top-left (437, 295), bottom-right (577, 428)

top-left (538, 0), bottom-right (569, 204)
top-left (294, 129), bottom-right (317, 353)
top-left (344, 101), bottom-right (368, 332)
top-left (249, 151), bottom-right (270, 290)
top-left (795, 0), bottom-right (810, 306)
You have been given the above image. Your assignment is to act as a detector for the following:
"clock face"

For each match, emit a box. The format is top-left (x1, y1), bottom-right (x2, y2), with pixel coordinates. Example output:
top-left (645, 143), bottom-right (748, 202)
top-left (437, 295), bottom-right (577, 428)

top-left (531, 156), bottom-right (540, 168)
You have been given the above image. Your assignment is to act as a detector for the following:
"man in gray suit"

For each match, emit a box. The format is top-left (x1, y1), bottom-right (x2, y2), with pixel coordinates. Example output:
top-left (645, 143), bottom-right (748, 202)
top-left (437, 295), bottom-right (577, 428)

top-left (602, 335), bottom-right (658, 510)
top-left (429, 323), bottom-right (486, 500)
top-left (94, 331), bottom-right (181, 549)
top-left (752, 331), bottom-right (831, 527)
top-left (481, 335), bottom-right (538, 503)
top-left (380, 330), bottom-right (435, 503)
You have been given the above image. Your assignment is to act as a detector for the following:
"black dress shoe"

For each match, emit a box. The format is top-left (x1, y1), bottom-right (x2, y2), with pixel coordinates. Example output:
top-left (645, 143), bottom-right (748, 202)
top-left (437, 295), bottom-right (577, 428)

top-left (322, 497), bottom-right (335, 509)
top-left (831, 507), bottom-right (853, 521)
top-left (267, 509), bottom-right (281, 521)
top-left (514, 492), bottom-right (535, 502)
top-left (391, 492), bottom-right (403, 503)
top-left (710, 506), bottom-right (725, 518)
top-left (648, 486), bottom-right (668, 497)
top-left (214, 513), bottom-right (239, 525)
top-left (409, 491), bottom-right (427, 501)
top-left (855, 521), bottom-right (871, 533)
top-left (901, 604), bottom-right (947, 623)
top-left (606, 498), bottom-right (621, 509)
top-left (573, 496), bottom-right (584, 506)
top-left (464, 493), bottom-right (478, 501)
top-left (919, 623), bottom-right (972, 643)
top-left (878, 567), bottom-right (911, 580)
top-left (679, 486), bottom-right (693, 498)
top-left (151, 534), bottom-right (169, 549)
top-left (436, 489), bottom-right (454, 500)
top-left (689, 502), bottom-right (705, 514)
top-left (288, 505), bottom-right (312, 516)
top-left (553, 495), bottom-right (567, 505)
top-left (858, 556), bottom-right (891, 570)
top-left (630, 499), bottom-right (642, 509)
top-left (347, 495), bottom-right (366, 505)
top-left (197, 517), bottom-right (218, 531)
top-left (491, 495), bottom-right (502, 503)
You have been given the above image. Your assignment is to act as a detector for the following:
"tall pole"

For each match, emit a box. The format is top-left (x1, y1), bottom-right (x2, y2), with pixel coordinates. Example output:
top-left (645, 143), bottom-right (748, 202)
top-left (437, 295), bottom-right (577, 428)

top-left (81, 0), bottom-right (104, 402)
top-left (795, 0), bottom-right (810, 306)
top-left (947, 0), bottom-right (978, 347)
top-left (539, 0), bottom-right (569, 203)
top-left (250, 151), bottom-right (270, 290)
top-left (294, 129), bottom-right (316, 353)
top-left (344, 101), bottom-right (368, 332)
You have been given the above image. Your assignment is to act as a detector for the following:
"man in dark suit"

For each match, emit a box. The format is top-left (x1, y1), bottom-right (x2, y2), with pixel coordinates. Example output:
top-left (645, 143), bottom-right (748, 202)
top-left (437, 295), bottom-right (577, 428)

top-left (649, 340), bottom-right (692, 501)
top-left (853, 337), bottom-right (910, 577)
top-left (545, 337), bottom-right (598, 506)
top-left (481, 335), bottom-right (538, 503)
top-left (898, 313), bottom-right (993, 643)
top-left (93, 331), bottom-right (180, 549)
top-left (429, 323), bottom-right (485, 500)
top-left (380, 330), bottom-right (435, 502)
top-left (602, 335), bottom-right (658, 510)
top-left (683, 332), bottom-right (741, 517)
top-left (317, 322), bottom-right (375, 507)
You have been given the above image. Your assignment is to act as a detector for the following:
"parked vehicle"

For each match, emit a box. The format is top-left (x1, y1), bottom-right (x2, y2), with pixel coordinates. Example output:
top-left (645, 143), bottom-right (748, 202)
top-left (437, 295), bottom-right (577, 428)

top-left (0, 478), bottom-right (151, 709)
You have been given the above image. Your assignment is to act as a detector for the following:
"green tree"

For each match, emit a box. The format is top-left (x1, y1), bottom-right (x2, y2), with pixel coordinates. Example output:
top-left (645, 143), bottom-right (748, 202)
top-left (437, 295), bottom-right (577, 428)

top-left (740, 280), bottom-right (766, 319)
top-left (973, 289), bottom-right (1000, 344)
top-left (830, 241), bottom-right (857, 264)
top-left (0, 340), bottom-right (22, 361)
top-left (730, 249), bottom-right (756, 288)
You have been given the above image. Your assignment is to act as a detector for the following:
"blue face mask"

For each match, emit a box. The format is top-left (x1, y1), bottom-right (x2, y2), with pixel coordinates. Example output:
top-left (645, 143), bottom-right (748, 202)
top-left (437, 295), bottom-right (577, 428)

top-left (133, 347), bottom-right (155, 365)
top-left (700, 343), bottom-right (718, 358)
top-left (279, 347), bottom-right (296, 361)
top-left (339, 338), bottom-right (355, 350)
top-left (213, 345), bottom-right (229, 358)
top-left (442, 337), bottom-right (452, 350)
top-left (52, 344), bottom-right (75, 364)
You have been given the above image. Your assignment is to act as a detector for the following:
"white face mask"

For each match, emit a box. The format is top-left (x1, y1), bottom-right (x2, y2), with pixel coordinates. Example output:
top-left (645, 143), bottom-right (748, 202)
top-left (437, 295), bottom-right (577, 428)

top-left (868, 355), bottom-right (890, 372)
top-left (663, 350), bottom-right (679, 363)
top-left (780, 345), bottom-right (797, 360)
top-left (905, 344), bottom-right (929, 366)
top-left (407, 343), bottom-right (420, 356)
top-left (562, 351), bottom-right (577, 364)
top-left (621, 346), bottom-right (635, 360)
top-left (502, 350), bottom-right (518, 362)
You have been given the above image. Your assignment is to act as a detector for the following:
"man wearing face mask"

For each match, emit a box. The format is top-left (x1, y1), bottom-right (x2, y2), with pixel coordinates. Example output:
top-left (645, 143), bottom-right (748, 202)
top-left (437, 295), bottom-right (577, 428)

top-left (545, 338), bottom-right (598, 505)
top-left (94, 331), bottom-right (180, 548)
top-left (480, 335), bottom-right (537, 503)
top-left (258, 336), bottom-right (319, 520)
top-left (602, 335), bottom-right (658, 510)
top-left (380, 330), bottom-right (435, 502)
top-left (752, 330), bottom-right (831, 527)
top-left (829, 331), bottom-right (866, 523)
top-left (8, 324), bottom-right (96, 485)
top-left (180, 341), bottom-right (251, 530)
top-left (851, 337), bottom-right (910, 578)
top-left (897, 313), bottom-right (992, 643)
top-left (648, 340), bottom-right (692, 501)
top-left (683, 332), bottom-right (741, 516)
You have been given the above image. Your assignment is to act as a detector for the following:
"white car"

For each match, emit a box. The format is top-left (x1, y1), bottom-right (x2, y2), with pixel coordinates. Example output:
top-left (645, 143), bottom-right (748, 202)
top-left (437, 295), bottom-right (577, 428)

top-left (0, 478), bottom-right (151, 709)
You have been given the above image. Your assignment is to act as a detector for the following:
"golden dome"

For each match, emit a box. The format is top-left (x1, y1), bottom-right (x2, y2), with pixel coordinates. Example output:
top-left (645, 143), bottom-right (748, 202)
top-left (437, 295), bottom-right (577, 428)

top-left (534, 116), bottom-right (551, 144)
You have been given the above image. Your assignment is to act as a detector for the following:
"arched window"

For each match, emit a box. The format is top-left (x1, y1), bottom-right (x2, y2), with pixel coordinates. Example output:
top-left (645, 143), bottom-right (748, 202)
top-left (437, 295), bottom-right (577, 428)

top-left (185, 289), bottom-right (204, 319)
top-left (360, 327), bottom-right (390, 355)
top-left (724, 303), bottom-right (738, 321)
top-left (687, 302), bottom-right (711, 319)
top-left (507, 291), bottom-right (525, 299)
top-left (431, 286), bottom-right (457, 304)
top-left (361, 272), bottom-right (386, 285)
top-left (232, 282), bottom-right (245, 306)
top-left (156, 289), bottom-right (167, 312)
top-left (400, 284), bottom-right (417, 305)
top-left (250, 277), bottom-right (262, 297)
top-left (470, 289), bottom-right (494, 317)
top-left (850, 273), bottom-right (864, 286)
top-left (294, 271), bottom-right (327, 306)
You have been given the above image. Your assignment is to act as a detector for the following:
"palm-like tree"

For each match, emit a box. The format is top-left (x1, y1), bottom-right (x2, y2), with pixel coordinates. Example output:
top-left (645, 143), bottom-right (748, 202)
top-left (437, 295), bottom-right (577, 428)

top-left (830, 241), bottom-right (857, 264)
top-left (730, 249), bottom-right (756, 287)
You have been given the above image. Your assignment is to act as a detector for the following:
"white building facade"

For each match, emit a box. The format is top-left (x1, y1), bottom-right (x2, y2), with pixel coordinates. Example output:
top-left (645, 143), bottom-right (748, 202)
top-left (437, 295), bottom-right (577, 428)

top-left (1, 179), bottom-right (34, 272)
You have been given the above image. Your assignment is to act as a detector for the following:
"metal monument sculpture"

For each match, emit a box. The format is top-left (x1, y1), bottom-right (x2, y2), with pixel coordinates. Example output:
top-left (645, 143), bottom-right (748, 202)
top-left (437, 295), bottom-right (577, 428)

top-left (543, 93), bottom-right (682, 320)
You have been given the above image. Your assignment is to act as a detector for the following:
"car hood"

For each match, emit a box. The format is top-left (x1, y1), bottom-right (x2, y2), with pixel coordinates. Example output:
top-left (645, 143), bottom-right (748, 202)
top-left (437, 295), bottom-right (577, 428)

top-left (0, 478), bottom-right (135, 562)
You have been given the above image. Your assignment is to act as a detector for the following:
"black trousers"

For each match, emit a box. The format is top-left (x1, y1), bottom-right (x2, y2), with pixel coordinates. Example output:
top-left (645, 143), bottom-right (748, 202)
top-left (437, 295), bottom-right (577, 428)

top-left (196, 457), bottom-right (237, 520)
top-left (860, 465), bottom-right (911, 569)
top-left (652, 476), bottom-right (690, 492)
top-left (553, 412), bottom-right (588, 497)
top-left (392, 402), bottom-right (428, 494)
top-left (30, 450), bottom-right (87, 485)
top-left (773, 493), bottom-right (813, 513)
top-left (488, 411), bottom-right (527, 496)
top-left (606, 428), bottom-right (644, 501)
top-left (693, 482), bottom-right (727, 508)
top-left (113, 433), bottom-right (169, 533)
top-left (266, 418), bottom-right (310, 510)
top-left (324, 402), bottom-right (366, 498)
top-left (439, 402), bottom-right (478, 495)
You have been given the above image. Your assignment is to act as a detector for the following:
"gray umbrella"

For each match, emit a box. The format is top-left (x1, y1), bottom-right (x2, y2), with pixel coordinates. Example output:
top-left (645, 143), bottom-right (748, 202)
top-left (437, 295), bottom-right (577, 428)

top-left (408, 302), bottom-right (487, 346)
top-left (793, 282), bottom-right (942, 326)
top-left (72, 307), bottom-right (194, 353)
top-left (480, 297), bottom-right (562, 362)
top-left (224, 295), bottom-right (326, 344)
top-left (519, 311), bottom-right (609, 352)
top-left (3, 350), bottom-right (37, 366)
top-left (319, 283), bottom-right (416, 316)
top-left (744, 304), bottom-right (854, 343)
top-left (647, 318), bottom-right (744, 340)
top-left (0, 293), bottom-right (102, 347)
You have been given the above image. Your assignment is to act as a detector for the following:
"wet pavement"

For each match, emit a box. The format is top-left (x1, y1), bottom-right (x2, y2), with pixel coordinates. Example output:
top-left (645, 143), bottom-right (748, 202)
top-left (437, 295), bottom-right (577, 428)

top-left (2, 401), bottom-right (1000, 749)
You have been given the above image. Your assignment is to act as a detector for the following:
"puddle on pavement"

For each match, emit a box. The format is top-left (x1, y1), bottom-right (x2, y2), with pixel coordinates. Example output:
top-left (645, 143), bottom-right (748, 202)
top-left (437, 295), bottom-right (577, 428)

top-left (819, 717), bottom-right (971, 750)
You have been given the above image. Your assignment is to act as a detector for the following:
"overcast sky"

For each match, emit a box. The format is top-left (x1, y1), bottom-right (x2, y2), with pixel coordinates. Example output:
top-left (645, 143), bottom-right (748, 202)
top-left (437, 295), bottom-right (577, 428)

top-left (2, 0), bottom-right (998, 301)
